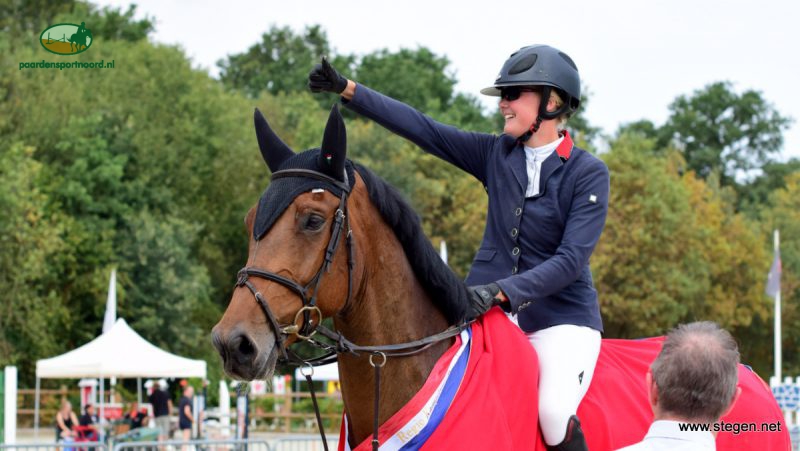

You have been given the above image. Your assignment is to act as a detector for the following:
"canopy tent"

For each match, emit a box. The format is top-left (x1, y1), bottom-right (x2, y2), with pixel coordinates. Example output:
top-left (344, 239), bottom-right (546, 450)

top-left (294, 361), bottom-right (339, 381)
top-left (37, 318), bottom-right (206, 378)
top-left (34, 318), bottom-right (206, 436)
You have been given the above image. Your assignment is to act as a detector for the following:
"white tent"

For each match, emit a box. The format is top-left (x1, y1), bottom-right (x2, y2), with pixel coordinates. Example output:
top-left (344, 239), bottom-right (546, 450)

top-left (34, 318), bottom-right (206, 436)
top-left (37, 318), bottom-right (206, 378)
top-left (294, 361), bottom-right (339, 381)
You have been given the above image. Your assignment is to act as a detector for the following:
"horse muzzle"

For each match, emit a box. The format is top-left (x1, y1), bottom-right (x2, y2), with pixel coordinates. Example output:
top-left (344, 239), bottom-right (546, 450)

top-left (211, 324), bottom-right (277, 381)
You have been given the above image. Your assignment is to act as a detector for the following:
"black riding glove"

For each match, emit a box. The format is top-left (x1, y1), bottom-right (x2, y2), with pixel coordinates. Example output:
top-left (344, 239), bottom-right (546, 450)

top-left (467, 283), bottom-right (505, 319)
top-left (308, 57), bottom-right (349, 94)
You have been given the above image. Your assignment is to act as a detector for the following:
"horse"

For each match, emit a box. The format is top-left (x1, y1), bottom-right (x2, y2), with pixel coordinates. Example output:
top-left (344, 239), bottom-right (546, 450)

top-left (70, 28), bottom-right (91, 52)
top-left (212, 105), bottom-right (790, 451)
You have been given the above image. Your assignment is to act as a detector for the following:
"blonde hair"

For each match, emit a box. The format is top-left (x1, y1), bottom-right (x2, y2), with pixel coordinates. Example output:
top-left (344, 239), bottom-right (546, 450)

top-left (547, 90), bottom-right (569, 129)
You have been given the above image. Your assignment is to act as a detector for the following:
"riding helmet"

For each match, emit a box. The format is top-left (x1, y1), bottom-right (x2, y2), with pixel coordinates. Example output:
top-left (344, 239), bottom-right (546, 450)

top-left (481, 45), bottom-right (581, 114)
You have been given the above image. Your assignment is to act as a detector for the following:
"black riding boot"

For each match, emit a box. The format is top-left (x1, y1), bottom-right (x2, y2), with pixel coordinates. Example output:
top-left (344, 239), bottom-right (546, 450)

top-left (546, 415), bottom-right (588, 451)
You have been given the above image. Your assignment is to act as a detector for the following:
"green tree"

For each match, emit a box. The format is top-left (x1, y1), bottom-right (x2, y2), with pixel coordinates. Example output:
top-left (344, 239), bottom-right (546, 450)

top-left (761, 173), bottom-right (800, 376)
top-left (0, 142), bottom-right (69, 380)
top-left (738, 159), bottom-right (800, 215)
top-left (594, 134), bottom-right (708, 336)
top-left (354, 47), bottom-right (456, 113)
top-left (0, 1), bottom-right (152, 45)
top-left (0, 0), bottom-right (76, 37)
top-left (659, 81), bottom-right (792, 186)
top-left (594, 133), bottom-right (771, 374)
top-left (218, 24), bottom-right (334, 98)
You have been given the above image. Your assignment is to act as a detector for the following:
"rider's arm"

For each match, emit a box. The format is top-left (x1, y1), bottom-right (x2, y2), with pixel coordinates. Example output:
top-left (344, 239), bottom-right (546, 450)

top-left (341, 81), bottom-right (498, 185)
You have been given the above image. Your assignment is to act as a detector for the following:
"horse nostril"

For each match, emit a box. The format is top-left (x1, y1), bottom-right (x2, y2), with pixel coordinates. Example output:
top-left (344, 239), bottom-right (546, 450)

top-left (236, 334), bottom-right (256, 357)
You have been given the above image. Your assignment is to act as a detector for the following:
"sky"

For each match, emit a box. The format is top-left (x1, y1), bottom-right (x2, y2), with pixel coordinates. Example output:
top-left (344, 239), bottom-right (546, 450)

top-left (96, 0), bottom-right (800, 160)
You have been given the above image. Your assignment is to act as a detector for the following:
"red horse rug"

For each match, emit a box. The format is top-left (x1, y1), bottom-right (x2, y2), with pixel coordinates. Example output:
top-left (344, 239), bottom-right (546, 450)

top-left (340, 308), bottom-right (790, 450)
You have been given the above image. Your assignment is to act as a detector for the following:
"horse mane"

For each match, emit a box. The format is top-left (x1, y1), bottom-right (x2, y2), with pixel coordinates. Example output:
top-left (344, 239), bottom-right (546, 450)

top-left (354, 163), bottom-right (470, 325)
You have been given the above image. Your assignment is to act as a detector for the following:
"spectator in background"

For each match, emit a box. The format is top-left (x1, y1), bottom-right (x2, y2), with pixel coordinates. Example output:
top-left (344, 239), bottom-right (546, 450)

top-left (148, 380), bottom-right (173, 443)
top-left (179, 386), bottom-right (195, 450)
top-left (76, 403), bottom-right (99, 441)
top-left (616, 321), bottom-right (742, 451)
top-left (55, 399), bottom-right (79, 442)
top-left (126, 401), bottom-right (148, 429)
top-left (78, 404), bottom-right (97, 426)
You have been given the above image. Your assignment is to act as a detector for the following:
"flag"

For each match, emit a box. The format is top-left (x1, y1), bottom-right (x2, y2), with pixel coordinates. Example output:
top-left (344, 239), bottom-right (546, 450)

top-left (102, 269), bottom-right (117, 333)
top-left (766, 250), bottom-right (782, 298)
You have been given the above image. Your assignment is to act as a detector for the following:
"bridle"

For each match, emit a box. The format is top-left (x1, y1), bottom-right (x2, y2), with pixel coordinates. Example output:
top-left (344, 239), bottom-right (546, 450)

top-left (233, 166), bottom-right (469, 451)
top-left (235, 168), bottom-right (355, 365)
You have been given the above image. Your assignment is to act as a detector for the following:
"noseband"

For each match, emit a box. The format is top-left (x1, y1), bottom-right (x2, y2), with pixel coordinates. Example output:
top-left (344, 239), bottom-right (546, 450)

top-left (235, 168), bottom-right (354, 365)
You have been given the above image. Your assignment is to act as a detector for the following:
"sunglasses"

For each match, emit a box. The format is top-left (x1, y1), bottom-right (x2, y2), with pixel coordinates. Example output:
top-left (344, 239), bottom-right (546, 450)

top-left (500, 87), bottom-right (538, 101)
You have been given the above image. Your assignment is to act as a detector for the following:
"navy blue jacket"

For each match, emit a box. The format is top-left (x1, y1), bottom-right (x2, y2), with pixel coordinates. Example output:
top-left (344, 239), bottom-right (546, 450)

top-left (343, 84), bottom-right (608, 333)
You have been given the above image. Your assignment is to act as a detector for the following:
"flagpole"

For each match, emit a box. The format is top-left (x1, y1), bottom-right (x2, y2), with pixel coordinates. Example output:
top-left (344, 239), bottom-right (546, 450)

top-left (774, 229), bottom-right (781, 382)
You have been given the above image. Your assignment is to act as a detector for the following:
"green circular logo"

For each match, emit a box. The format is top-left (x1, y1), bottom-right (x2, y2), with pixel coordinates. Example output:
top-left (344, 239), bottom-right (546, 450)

top-left (40, 23), bottom-right (93, 56)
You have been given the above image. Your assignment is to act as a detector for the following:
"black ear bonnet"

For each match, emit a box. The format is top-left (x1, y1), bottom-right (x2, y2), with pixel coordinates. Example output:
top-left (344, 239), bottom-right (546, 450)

top-left (253, 150), bottom-right (356, 240)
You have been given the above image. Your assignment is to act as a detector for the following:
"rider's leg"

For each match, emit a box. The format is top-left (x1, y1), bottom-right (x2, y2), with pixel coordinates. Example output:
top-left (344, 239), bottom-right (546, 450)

top-left (527, 324), bottom-right (601, 450)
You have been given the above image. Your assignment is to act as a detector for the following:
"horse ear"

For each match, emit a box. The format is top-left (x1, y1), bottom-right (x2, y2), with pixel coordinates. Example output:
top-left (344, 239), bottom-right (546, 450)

top-left (254, 108), bottom-right (294, 172)
top-left (319, 104), bottom-right (347, 181)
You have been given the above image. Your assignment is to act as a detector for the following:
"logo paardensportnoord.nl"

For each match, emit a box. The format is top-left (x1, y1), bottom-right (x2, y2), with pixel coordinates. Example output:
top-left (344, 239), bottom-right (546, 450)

top-left (40, 22), bottom-right (93, 55)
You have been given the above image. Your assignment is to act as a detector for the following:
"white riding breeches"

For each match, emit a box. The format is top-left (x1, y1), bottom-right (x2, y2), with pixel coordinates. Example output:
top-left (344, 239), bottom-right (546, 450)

top-left (527, 324), bottom-right (602, 445)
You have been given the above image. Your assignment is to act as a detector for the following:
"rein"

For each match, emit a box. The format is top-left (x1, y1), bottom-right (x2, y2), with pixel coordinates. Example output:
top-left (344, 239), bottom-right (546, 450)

top-left (235, 167), bottom-right (468, 451)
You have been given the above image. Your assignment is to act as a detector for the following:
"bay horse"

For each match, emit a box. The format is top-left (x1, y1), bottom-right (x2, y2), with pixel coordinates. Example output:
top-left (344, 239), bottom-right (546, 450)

top-left (212, 106), bottom-right (789, 451)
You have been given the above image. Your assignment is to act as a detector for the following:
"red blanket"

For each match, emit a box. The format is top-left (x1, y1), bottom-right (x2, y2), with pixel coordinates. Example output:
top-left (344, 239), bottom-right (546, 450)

top-left (421, 308), bottom-right (540, 450)
top-left (582, 337), bottom-right (790, 451)
top-left (341, 309), bottom-right (790, 450)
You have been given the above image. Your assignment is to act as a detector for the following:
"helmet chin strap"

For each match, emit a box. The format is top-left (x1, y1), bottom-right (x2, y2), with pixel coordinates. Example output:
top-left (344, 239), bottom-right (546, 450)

top-left (516, 86), bottom-right (572, 144)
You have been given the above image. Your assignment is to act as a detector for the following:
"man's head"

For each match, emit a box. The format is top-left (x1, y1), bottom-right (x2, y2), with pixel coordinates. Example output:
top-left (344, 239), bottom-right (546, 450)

top-left (85, 404), bottom-right (94, 415)
top-left (184, 386), bottom-right (194, 397)
top-left (648, 321), bottom-right (741, 423)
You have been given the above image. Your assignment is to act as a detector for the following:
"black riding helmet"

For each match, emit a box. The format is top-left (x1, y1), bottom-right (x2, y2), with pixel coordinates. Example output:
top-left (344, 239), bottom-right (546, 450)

top-left (482, 45), bottom-right (581, 141)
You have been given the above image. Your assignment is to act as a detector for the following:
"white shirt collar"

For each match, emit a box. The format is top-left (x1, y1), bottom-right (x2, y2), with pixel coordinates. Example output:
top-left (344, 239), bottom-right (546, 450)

top-left (523, 136), bottom-right (564, 162)
top-left (644, 420), bottom-right (715, 448)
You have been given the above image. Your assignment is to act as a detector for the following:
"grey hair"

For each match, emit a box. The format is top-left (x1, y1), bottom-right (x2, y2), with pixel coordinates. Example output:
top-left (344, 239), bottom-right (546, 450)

top-left (651, 321), bottom-right (740, 423)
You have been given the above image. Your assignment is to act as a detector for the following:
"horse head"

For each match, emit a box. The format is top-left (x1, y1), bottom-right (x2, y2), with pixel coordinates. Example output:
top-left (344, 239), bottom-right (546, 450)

top-left (212, 105), bottom-right (360, 381)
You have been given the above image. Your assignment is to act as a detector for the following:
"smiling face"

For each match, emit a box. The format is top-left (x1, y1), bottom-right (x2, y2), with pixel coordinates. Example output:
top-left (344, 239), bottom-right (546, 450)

top-left (499, 88), bottom-right (543, 137)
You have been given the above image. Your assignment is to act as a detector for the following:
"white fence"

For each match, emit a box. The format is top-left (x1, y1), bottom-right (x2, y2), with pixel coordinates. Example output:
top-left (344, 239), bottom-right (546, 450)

top-left (0, 443), bottom-right (106, 451)
top-left (113, 439), bottom-right (271, 451)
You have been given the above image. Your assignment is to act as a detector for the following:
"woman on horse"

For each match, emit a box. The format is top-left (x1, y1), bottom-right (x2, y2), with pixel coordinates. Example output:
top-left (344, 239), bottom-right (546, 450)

top-left (309, 44), bottom-right (609, 451)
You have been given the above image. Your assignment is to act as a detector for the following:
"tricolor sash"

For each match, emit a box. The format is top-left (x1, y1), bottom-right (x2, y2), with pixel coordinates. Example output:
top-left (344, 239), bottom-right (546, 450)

top-left (340, 328), bottom-right (471, 451)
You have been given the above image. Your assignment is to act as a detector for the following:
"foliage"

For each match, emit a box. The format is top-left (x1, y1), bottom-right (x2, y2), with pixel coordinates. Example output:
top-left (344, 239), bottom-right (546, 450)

top-left (0, 1), bottom-right (153, 45)
top-left (354, 47), bottom-right (456, 112)
top-left (594, 133), bottom-right (772, 374)
top-left (218, 25), bottom-right (332, 98)
top-left (760, 174), bottom-right (800, 375)
top-left (659, 82), bottom-right (791, 186)
top-left (0, 142), bottom-right (68, 370)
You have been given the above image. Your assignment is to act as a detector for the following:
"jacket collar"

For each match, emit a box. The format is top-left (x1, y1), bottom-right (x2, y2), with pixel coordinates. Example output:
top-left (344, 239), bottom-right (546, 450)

top-left (555, 130), bottom-right (574, 161)
top-left (506, 131), bottom-right (575, 195)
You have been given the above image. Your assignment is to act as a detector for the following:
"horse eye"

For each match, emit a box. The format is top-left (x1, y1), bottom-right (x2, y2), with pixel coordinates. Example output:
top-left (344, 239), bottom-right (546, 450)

top-left (304, 214), bottom-right (326, 231)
